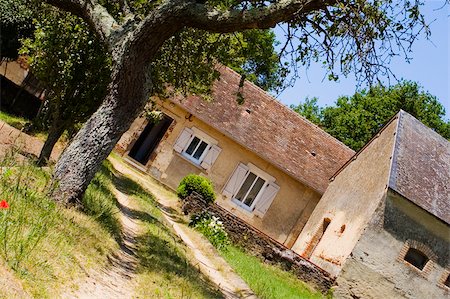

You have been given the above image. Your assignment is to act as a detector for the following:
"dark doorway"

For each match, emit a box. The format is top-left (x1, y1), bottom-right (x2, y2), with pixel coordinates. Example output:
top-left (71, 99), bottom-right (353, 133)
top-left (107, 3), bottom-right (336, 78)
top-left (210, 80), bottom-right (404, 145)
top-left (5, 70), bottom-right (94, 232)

top-left (128, 114), bottom-right (173, 165)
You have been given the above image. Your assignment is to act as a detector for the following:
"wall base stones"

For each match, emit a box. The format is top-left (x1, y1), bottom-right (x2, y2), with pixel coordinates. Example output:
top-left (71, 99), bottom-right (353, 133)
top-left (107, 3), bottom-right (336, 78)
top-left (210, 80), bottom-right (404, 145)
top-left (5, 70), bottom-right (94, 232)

top-left (182, 193), bottom-right (335, 293)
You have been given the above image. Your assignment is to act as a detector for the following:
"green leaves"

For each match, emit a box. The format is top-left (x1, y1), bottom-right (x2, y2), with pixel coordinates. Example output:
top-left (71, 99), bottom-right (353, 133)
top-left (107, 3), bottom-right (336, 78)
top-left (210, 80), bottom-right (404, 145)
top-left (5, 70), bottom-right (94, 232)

top-left (20, 7), bottom-right (111, 127)
top-left (292, 81), bottom-right (449, 151)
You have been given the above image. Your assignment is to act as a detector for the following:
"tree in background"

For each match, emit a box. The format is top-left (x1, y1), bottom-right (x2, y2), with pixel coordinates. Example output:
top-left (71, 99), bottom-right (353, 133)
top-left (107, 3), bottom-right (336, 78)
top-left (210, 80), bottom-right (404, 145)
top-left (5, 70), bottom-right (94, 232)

top-left (40, 0), bottom-right (439, 205)
top-left (0, 0), bottom-right (34, 59)
top-left (20, 9), bottom-right (111, 165)
top-left (291, 81), bottom-right (450, 151)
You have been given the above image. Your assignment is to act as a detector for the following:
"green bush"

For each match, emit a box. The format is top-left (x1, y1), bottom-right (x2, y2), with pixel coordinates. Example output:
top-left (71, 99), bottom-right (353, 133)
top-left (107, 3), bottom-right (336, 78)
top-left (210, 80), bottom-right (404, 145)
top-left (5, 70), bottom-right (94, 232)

top-left (177, 174), bottom-right (216, 203)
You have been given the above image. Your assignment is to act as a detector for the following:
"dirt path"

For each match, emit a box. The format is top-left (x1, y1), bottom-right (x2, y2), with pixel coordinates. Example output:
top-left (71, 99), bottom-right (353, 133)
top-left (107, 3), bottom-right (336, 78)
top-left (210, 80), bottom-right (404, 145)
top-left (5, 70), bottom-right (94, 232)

top-left (109, 156), bottom-right (257, 299)
top-left (62, 187), bottom-right (142, 299)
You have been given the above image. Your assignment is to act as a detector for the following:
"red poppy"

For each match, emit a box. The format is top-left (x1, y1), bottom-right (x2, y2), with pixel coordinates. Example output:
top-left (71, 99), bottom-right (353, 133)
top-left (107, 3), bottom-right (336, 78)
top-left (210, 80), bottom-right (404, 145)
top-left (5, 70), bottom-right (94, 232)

top-left (0, 200), bottom-right (9, 209)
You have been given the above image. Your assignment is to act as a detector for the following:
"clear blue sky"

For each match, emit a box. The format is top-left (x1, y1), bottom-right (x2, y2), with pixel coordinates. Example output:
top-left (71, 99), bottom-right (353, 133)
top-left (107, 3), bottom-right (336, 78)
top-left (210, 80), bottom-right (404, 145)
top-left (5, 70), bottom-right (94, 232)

top-left (272, 1), bottom-right (449, 120)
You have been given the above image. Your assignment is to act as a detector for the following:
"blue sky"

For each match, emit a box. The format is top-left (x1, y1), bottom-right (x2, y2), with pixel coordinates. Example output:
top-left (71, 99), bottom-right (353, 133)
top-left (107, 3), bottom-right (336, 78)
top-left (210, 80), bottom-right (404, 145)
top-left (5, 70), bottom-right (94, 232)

top-left (272, 1), bottom-right (449, 120)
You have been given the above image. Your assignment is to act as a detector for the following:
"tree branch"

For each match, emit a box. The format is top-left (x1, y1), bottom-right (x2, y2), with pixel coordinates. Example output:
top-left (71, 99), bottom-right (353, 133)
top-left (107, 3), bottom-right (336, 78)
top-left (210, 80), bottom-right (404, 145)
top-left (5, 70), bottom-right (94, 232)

top-left (44, 0), bottom-right (119, 47)
top-left (183, 0), bottom-right (337, 33)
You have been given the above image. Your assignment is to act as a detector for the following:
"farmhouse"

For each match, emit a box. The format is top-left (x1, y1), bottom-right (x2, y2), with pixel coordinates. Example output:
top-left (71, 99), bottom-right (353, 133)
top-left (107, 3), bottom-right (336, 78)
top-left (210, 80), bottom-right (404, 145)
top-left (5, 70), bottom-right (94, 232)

top-left (292, 110), bottom-right (450, 298)
top-left (116, 65), bottom-right (354, 247)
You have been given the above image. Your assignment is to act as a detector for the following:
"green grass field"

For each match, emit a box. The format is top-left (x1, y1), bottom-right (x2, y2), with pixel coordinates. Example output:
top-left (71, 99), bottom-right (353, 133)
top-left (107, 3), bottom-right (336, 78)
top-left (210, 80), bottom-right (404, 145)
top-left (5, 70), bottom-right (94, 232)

top-left (221, 246), bottom-right (327, 299)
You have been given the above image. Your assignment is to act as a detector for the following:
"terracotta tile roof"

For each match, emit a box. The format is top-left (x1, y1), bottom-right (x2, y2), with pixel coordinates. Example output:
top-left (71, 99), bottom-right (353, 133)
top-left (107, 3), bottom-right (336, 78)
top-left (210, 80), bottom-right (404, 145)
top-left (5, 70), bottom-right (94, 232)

top-left (172, 66), bottom-right (355, 193)
top-left (389, 110), bottom-right (450, 224)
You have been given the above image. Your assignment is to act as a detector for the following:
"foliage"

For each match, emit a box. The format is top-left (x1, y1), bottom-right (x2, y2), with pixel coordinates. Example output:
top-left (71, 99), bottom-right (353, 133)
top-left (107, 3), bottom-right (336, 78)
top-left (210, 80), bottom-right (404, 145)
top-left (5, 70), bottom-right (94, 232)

top-left (292, 81), bottom-right (450, 151)
top-left (221, 246), bottom-right (326, 299)
top-left (177, 174), bottom-right (216, 203)
top-left (290, 97), bottom-right (322, 125)
top-left (0, 0), bottom-right (34, 59)
top-left (19, 7), bottom-right (111, 161)
top-left (151, 28), bottom-right (285, 96)
top-left (190, 212), bottom-right (230, 250)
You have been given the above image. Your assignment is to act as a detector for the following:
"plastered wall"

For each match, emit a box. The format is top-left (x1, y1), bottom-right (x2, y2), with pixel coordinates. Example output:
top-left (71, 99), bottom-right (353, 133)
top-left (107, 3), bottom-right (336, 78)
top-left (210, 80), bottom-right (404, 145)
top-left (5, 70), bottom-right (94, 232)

top-left (291, 116), bottom-right (399, 276)
top-left (116, 100), bottom-right (322, 246)
top-left (334, 190), bottom-right (450, 299)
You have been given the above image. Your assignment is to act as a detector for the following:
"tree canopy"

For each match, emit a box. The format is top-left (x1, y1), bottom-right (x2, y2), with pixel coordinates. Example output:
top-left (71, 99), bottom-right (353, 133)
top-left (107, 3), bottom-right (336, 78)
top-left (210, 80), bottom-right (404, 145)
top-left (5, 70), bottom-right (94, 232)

top-left (291, 81), bottom-right (450, 150)
top-left (32, 0), bottom-right (448, 204)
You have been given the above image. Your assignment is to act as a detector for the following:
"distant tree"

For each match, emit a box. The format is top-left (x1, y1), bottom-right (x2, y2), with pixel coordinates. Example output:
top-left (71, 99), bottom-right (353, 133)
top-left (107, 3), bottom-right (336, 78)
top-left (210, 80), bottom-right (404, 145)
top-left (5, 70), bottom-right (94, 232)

top-left (0, 0), bottom-right (34, 59)
top-left (290, 97), bottom-right (322, 125)
top-left (20, 9), bottom-right (111, 165)
top-left (292, 81), bottom-right (450, 151)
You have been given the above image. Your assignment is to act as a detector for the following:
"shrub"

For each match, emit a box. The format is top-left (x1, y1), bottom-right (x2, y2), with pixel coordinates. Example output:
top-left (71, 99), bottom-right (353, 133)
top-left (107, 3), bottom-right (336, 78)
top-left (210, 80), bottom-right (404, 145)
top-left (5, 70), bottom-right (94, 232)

top-left (190, 212), bottom-right (230, 250)
top-left (177, 174), bottom-right (216, 203)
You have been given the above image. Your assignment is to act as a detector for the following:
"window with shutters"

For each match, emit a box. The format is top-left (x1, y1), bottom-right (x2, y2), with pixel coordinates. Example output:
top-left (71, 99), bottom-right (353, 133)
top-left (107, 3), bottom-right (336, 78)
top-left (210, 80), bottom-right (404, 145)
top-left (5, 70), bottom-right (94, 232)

top-left (183, 135), bottom-right (210, 164)
top-left (223, 163), bottom-right (279, 216)
top-left (173, 127), bottom-right (221, 170)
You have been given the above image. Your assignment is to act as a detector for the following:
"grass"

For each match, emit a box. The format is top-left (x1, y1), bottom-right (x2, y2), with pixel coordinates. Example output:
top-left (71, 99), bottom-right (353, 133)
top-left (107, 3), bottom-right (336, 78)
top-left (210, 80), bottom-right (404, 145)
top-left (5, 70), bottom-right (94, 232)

top-left (0, 152), bottom-right (119, 298)
top-left (220, 246), bottom-right (326, 299)
top-left (106, 163), bottom-right (223, 298)
top-left (0, 111), bottom-right (29, 131)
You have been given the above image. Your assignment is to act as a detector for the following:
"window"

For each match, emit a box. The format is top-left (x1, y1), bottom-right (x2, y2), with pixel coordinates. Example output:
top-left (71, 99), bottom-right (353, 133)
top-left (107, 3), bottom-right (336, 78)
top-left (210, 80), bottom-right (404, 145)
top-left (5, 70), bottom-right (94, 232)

top-left (173, 127), bottom-right (222, 169)
top-left (234, 171), bottom-right (266, 210)
top-left (223, 163), bottom-right (280, 216)
top-left (183, 135), bottom-right (210, 163)
top-left (404, 248), bottom-right (429, 270)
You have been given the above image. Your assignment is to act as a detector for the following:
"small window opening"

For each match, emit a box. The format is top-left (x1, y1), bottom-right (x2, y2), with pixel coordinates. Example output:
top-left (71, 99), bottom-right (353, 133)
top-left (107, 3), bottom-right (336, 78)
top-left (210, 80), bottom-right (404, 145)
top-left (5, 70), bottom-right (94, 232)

top-left (245, 108), bottom-right (252, 114)
top-left (303, 218), bottom-right (331, 259)
top-left (404, 248), bottom-right (429, 270)
top-left (340, 224), bottom-right (346, 234)
top-left (444, 274), bottom-right (450, 288)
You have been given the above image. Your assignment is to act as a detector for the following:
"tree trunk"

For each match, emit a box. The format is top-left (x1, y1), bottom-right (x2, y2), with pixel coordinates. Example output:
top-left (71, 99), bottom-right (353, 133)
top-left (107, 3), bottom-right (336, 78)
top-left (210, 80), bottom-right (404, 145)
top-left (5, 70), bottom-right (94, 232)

top-left (52, 67), bottom-right (149, 204)
top-left (50, 6), bottom-right (185, 205)
top-left (37, 119), bottom-right (65, 166)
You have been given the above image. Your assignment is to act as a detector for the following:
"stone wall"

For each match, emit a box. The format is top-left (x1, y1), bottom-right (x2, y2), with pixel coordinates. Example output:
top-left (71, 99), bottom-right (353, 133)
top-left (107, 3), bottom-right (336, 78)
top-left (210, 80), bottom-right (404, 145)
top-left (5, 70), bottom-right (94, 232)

top-left (182, 192), bottom-right (335, 293)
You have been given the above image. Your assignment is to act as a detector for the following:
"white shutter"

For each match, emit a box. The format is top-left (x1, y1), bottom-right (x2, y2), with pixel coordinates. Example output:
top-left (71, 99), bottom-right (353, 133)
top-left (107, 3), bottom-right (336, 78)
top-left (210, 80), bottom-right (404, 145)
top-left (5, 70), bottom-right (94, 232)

top-left (222, 163), bottom-right (248, 198)
top-left (254, 182), bottom-right (280, 217)
top-left (173, 127), bottom-right (193, 153)
top-left (200, 145), bottom-right (222, 170)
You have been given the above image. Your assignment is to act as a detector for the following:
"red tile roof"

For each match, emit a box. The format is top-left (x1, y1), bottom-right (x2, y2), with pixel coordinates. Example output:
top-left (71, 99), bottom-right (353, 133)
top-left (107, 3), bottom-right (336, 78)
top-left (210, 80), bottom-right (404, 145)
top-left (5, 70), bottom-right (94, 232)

top-left (172, 66), bottom-right (354, 193)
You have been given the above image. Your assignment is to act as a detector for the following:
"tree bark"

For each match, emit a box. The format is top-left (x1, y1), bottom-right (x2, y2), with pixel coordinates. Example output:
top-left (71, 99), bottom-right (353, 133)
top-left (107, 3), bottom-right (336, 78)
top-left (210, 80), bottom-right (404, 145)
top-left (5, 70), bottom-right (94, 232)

top-left (37, 119), bottom-right (65, 166)
top-left (52, 61), bottom-right (150, 204)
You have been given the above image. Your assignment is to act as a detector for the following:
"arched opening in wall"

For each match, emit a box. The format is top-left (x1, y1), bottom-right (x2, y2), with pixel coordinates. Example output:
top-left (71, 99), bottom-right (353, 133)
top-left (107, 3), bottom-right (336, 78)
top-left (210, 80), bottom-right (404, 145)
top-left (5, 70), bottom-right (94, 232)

top-left (404, 248), bottom-right (429, 270)
top-left (303, 218), bottom-right (331, 259)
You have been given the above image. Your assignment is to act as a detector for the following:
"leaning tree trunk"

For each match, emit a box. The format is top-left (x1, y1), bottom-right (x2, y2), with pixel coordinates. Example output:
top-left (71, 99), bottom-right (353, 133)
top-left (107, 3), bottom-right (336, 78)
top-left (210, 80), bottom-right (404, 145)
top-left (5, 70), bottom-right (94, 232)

top-left (51, 21), bottom-right (182, 204)
top-left (37, 118), bottom-right (65, 166)
top-left (52, 62), bottom-right (151, 204)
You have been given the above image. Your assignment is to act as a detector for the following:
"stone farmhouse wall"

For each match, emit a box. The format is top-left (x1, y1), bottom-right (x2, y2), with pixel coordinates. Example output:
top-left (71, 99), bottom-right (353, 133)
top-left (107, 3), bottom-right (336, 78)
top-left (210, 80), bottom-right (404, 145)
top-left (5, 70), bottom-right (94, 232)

top-left (182, 192), bottom-right (335, 293)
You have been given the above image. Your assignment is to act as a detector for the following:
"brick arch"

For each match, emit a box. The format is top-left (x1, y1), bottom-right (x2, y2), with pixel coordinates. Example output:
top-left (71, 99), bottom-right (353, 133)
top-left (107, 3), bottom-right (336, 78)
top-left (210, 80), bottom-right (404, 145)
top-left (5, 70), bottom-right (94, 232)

top-left (398, 239), bottom-right (437, 277)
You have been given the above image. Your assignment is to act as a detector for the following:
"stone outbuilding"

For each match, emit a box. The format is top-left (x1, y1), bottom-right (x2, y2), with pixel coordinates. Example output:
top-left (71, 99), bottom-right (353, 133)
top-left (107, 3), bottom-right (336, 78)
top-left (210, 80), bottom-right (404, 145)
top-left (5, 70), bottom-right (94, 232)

top-left (292, 110), bottom-right (450, 298)
top-left (116, 65), bottom-right (354, 247)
